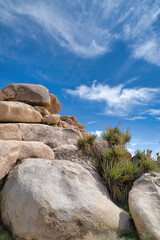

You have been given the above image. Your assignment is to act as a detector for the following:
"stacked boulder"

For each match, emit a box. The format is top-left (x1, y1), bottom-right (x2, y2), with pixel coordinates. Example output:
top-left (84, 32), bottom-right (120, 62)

top-left (0, 83), bottom-right (131, 240)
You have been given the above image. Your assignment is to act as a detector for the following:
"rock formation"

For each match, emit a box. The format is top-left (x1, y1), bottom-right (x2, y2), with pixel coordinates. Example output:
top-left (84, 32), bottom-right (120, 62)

top-left (0, 83), bottom-right (131, 240)
top-left (1, 159), bottom-right (131, 240)
top-left (129, 172), bottom-right (160, 240)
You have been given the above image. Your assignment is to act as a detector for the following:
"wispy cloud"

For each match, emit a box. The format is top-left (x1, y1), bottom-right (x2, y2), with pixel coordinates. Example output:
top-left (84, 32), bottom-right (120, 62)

top-left (148, 109), bottom-right (160, 115)
top-left (126, 116), bottom-right (147, 121)
top-left (66, 81), bottom-right (160, 116)
top-left (0, 0), bottom-right (160, 63)
top-left (87, 121), bottom-right (99, 125)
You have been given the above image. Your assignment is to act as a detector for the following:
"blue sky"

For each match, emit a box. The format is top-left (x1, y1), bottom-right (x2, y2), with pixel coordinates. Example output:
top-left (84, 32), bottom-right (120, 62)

top-left (0, 0), bottom-right (160, 156)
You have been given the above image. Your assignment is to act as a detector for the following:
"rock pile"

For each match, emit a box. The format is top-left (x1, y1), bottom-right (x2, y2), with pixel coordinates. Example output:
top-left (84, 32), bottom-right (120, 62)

top-left (0, 83), bottom-right (132, 240)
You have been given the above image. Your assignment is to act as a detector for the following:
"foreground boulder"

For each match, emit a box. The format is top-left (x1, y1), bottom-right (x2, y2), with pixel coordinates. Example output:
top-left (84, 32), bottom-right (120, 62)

top-left (1, 84), bottom-right (50, 106)
top-left (1, 159), bottom-right (131, 240)
top-left (0, 141), bottom-right (19, 180)
top-left (0, 101), bottom-right (42, 123)
top-left (129, 172), bottom-right (160, 240)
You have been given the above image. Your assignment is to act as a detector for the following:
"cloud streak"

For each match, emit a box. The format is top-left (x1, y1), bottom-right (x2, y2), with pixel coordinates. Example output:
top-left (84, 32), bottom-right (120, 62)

top-left (0, 0), bottom-right (160, 63)
top-left (66, 81), bottom-right (160, 116)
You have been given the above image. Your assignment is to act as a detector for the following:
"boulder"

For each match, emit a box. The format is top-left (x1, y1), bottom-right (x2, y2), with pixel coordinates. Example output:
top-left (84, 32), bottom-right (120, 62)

top-left (1, 159), bottom-right (131, 240)
top-left (0, 91), bottom-right (5, 101)
top-left (61, 116), bottom-right (84, 129)
top-left (1, 84), bottom-right (50, 107)
top-left (0, 140), bottom-right (19, 180)
top-left (0, 124), bottom-right (22, 140)
top-left (92, 138), bottom-right (108, 159)
top-left (18, 124), bottom-right (80, 147)
top-left (34, 106), bottom-right (50, 116)
top-left (0, 101), bottom-right (42, 123)
top-left (9, 141), bottom-right (55, 160)
top-left (46, 93), bottom-right (61, 114)
top-left (80, 129), bottom-right (91, 137)
top-left (42, 114), bottom-right (60, 125)
top-left (54, 144), bottom-right (94, 168)
top-left (129, 172), bottom-right (160, 240)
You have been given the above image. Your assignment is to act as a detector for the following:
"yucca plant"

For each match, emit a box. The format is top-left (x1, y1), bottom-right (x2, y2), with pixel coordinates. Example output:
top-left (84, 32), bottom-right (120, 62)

top-left (102, 160), bottom-right (140, 203)
top-left (102, 124), bottom-right (131, 148)
top-left (76, 134), bottom-right (97, 150)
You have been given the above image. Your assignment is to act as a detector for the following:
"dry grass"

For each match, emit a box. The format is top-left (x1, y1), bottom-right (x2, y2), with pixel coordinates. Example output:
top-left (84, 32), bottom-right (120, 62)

top-left (79, 231), bottom-right (138, 240)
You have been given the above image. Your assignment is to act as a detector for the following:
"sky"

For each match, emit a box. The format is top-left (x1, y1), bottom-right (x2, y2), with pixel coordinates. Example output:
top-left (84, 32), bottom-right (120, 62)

top-left (0, 0), bottom-right (160, 156)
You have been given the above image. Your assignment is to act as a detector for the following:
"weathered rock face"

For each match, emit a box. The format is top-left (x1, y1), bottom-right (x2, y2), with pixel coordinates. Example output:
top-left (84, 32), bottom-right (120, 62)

top-left (54, 144), bottom-right (94, 168)
top-left (61, 116), bottom-right (84, 129)
top-left (43, 114), bottom-right (60, 125)
top-left (0, 140), bottom-right (19, 181)
top-left (0, 124), bottom-right (22, 140)
top-left (1, 84), bottom-right (50, 107)
top-left (1, 159), bottom-right (131, 240)
top-left (18, 123), bottom-right (81, 147)
top-left (129, 172), bottom-right (160, 240)
top-left (34, 106), bottom-right (50, 116)
top-left (0, 101), bottom-right (42, 123)
top-left (46, 93), bottom-right (61, 114)
top-left (9, 141), bottom-right (55, 160)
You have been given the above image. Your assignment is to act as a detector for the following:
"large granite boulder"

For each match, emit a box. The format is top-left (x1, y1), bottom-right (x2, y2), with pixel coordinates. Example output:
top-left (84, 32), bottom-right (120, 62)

top-left (9, 141), bottom-right (55, 160)
top-left (46, 93), bottom-right (61, 114)
top-left (1, 84), bottom-right (50, 107)
top-left (18, 124), bottom-right (80, 147)
top-left (129, 172), bottom-right (160, 240)
top-left (0, 101), bottom-right (42, 123)
top-left (0, 124), bottom-right (22, 140)
top-left (0, 140), bottom-right (19, 181)
top-left (1, 159), bottom-right (131, 240)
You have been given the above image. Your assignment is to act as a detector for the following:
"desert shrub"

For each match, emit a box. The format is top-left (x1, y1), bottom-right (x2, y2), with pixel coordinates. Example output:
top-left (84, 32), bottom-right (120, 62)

top-left (102, 145), bottom-right (127, 163)
top-left (134, 150), bottom-right (159, 173)
top-left (102, 124), bottom-right (131, 148)
top-left (76, 134), bottom-right (96, 150)
top-left (101, 160), bottom-right (140, 203)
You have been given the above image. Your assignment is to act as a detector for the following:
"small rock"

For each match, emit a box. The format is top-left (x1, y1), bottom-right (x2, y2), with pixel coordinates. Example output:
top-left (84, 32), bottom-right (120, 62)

top-left (34, 106), bottom-right (50, 116)
top-left (43, 114), bottom-right (60, 125)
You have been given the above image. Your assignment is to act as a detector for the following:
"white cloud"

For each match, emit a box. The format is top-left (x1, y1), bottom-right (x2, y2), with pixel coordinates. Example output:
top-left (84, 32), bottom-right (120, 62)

top-left (126, 116), bottom-right (147, 121)
top-left (87, 121), bottom-right (98, 125)
top-left (148, 109), bottom-right (160, 115)
top-left (0, 0), bottom-right (160, 63)
top-left (66, 82), bottom-right (160, 116)
top-left (90, 130), bottom-right (103, 138)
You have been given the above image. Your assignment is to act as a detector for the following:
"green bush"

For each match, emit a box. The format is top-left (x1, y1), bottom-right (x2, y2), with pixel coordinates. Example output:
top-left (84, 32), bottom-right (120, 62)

top-left (76, 134), bottom-right (96, 150)
top-left (102, 124), bottom-right (131, 148)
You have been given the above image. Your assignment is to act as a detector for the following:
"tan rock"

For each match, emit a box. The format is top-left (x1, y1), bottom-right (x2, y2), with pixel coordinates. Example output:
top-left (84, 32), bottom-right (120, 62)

top-left (1, 159), bottom-right (131, 240)
top-left (34, 106), bottom-right (50, 116)
top-left (42, 114), bottom-right (60, 125)
top-left (80, 129), bottom-right (91, 137)
top-left (61, 116), bottom-right (84, 129)
top-left (0, 140), bottom-right (19, 180)
top-left (0, 124), bottom-right (22, 140)
top-left (46, 93), bottom-right (61, 114)
top-left (9, 141), bottom-right (55, 160)
top-left (1, 84), bottom-right (50, 106)
top-left (0, 101), bottom-right (42, 123)
top-left (18, 123), bottom-right (80, 147)
top-left (129, 172), bottom-right (160, 240)
top-left (60, 120), bottom-right (71, 128)
top-left (0, 91), bottom-right (5, 101)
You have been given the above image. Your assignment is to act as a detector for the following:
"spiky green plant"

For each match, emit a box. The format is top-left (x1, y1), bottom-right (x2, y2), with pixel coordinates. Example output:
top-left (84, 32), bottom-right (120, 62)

top-left (102, 124), bottom-right (131, 148)
top-left (76, 134), bottom-right (97, 151)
